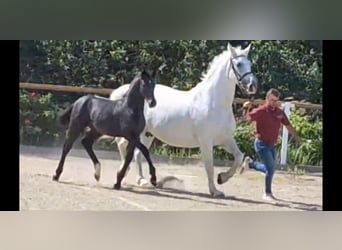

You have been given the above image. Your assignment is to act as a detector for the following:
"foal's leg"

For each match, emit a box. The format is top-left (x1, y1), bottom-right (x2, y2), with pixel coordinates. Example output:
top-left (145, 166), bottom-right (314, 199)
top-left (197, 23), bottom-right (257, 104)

top-left (135, 141), bottom-right (157, 187)
top-left (217, 138), bottom-right (244, 185)
top-left (53, 127), bottom-right (80, 181)
top-left (81, 128), bottom-right (102, 181)
top-left (114, 141), bottom-right (136, 190)
top-left (117, 133), bottom-right (155, 186)
top-left (133, 132), bottom-right (155, 186)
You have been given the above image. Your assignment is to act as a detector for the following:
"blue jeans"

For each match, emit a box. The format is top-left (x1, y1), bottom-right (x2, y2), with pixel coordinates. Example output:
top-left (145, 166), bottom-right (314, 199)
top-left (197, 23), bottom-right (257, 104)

top-left (249, 139), bottom-right (277, 194)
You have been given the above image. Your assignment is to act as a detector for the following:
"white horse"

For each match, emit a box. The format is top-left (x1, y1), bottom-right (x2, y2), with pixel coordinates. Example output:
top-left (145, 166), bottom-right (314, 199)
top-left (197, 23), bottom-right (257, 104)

top-left (109, 42), bottom-right (257, 197)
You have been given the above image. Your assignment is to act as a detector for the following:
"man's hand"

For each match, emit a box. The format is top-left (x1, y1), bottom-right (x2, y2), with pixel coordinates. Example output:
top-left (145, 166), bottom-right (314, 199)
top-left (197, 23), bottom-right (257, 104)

top-left (242, 101), bottom-right (254, 122)
top-left (243, 101), bottom-right (253, 111)
top-left (286, 124), bottom-right (302, 146)
top-left (296, 137), bottom-right (303, 146)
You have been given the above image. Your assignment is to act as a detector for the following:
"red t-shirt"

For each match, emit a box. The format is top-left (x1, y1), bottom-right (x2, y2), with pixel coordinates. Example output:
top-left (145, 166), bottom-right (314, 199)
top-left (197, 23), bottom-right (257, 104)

top-left (249, 103), bottom-right (290, 145)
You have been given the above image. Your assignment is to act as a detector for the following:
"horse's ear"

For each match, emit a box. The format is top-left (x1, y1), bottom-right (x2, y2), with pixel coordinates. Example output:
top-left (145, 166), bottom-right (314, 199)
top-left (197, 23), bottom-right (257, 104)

top-left (227, 42), bottom-right (232, 51)
top-left (227, 42), bottom-right (237, 57)
top-left (151, 69), bottom-right (157, 78)
top-left (141, 70), bottom-right (150, 78)
top-left (243, 43), bottom-right (251, 55)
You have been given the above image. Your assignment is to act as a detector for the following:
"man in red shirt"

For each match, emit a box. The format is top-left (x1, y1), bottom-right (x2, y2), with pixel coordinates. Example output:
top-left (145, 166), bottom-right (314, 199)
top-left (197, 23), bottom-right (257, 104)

top-left (241, 88), bottom-right (302, 201)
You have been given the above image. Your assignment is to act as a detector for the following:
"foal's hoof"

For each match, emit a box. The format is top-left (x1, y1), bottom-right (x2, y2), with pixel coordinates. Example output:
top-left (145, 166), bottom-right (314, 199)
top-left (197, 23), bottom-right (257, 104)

top-left (94, 174), bottom-right (100, 182)
top-left (113, 183), bottom-right (121, 190)
top-left (94, 164), bottom-right (101, 182)
top-left (52, 175), bottom-right (59, 181)
top-left (151, 179), bottom-right (157, 187)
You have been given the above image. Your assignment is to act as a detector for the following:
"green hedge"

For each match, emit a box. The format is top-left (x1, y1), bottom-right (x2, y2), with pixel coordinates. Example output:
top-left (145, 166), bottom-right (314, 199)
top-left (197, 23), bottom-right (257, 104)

top-left (20, 40), bottom-right (322, 103)
top-left (19, 90), bottom-right (64, 145)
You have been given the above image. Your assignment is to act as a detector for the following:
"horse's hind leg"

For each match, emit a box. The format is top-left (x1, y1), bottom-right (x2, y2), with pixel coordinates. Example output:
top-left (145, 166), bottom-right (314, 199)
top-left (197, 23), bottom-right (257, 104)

top-left (114, 141), bottom-right (135, 190)
top-left (81, 128), bottom-right (102, 181)
top-left (53, 127), bottom-right (80, 181)
top-left (135, 141), bottom-right (157, 187)
top-left (116, 137), bottom-right (129, 179)
top-left (217, 138), bottom-right (244, 185)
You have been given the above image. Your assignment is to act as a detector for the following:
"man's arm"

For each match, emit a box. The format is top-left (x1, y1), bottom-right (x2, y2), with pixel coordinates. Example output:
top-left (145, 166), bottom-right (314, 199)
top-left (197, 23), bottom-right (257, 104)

top-left (285, 124), bottom-right (302, 145)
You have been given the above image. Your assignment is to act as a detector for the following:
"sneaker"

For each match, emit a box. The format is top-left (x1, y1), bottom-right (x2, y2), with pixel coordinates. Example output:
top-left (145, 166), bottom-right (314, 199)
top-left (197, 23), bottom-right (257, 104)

top-left (240, 156), bottom-right (252, 174)
top-left (262, 193), bottom-right (277, 201)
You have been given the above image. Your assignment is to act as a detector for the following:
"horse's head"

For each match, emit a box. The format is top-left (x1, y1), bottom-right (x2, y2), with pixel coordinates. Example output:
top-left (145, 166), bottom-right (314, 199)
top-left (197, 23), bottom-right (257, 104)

top-left (139, 70), bottom-right (157, 108)
top-left (227, 42), bottom-right (258, 96)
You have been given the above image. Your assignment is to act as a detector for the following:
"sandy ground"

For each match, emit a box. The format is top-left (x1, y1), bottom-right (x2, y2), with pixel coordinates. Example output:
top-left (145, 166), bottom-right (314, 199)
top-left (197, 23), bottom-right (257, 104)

top-left (20, 145), bottom-right (322, 211)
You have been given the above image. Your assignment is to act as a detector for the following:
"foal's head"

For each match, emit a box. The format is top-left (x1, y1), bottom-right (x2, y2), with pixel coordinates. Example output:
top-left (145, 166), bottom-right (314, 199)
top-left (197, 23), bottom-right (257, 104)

top-left (138, 70), bottom-right (157, 108)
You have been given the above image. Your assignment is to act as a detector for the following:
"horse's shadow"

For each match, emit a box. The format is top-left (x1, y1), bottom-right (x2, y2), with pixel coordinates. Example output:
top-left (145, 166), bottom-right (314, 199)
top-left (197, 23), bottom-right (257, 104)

top-left (56, 178), bottom-right (321, 211)
top-left (119, 185), bottom-right (321, 211)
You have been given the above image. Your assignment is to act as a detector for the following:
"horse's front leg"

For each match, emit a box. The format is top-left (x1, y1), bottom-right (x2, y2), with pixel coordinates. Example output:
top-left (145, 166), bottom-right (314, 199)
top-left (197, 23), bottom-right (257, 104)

top-left (133, 132), bottom-right (155, 186)
top-left (199, 142), bottom-right (225, 197)
top-left (114, 141), bottom-right (135, 190)
top-left (117, 133), bottom-right (154, 186)
top-left (135, 141), bottom-right (157, 187)
top-left (217, 138), bottom-right (244, 184)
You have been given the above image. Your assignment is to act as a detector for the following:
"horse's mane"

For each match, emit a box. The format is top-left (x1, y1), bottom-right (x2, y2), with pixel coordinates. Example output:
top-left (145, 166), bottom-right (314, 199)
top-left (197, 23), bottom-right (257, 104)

top-left (200, 45), bottom-right (243, 82)
top-left (127, 74), bottom-right (140, 91)
top-left (110, 74), bottom-right (141, 102)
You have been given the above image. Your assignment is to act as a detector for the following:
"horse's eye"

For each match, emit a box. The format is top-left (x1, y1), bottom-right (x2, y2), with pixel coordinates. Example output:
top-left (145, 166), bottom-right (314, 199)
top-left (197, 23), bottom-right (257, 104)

top-left (236, 62), bottom-right (242, 68)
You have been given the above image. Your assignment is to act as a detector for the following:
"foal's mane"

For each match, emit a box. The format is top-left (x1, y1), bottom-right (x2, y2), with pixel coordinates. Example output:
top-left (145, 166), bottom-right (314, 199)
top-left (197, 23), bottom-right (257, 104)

top-left (127, 73), bottom-right (141, 90)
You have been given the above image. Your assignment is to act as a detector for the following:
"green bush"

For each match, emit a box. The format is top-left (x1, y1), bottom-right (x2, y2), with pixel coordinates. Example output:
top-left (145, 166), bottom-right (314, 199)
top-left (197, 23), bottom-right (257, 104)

top-left (285, 108), bottom-right (322, 166)
top-left (20, 40), bottom-right (322, 103)
top-left (19, 90), bottom-right (64, 145)
top-left (233, 120), bottom-right (256, 159)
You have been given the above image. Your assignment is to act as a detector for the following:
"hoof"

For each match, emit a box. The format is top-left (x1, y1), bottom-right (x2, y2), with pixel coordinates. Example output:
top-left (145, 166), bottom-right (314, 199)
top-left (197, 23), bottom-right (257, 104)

top-left (52, 175), bottom-right (59, 181)
top-left (210, 190), bottom-right (225, 198)
top-left (217, 173), bottom-right (223, 184)
top-left (137, 177), bottom-right (150, 187)
top-left (113, 183), bottom-right (121, 190)
top-left (151, 179), bottom-right (157, 187)
top-left (94, 164), bottom-right (101, 181)
top-left (156, 181), bottom-right (163, 188)
top-left (94, 174), bottom-right (100, 182)
top-left (217, 172), bottom-right (231, 184)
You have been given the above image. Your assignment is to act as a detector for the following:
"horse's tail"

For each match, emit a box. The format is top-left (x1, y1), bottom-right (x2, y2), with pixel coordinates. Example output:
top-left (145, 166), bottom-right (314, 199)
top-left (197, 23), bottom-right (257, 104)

top-left (59, 103), bottom-right (74, 126)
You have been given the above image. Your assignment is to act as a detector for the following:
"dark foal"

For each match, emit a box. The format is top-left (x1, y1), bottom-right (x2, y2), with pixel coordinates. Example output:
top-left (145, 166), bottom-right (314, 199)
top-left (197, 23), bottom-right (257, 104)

top-left (53, 70), bottom-right (157, 189)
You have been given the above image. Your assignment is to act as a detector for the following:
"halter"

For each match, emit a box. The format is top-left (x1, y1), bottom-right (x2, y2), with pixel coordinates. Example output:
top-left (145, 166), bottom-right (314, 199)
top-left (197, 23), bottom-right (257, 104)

top-left (229, 54), bottom-right (256, 104)
top-left (230, 55), bottom-right (253, 83)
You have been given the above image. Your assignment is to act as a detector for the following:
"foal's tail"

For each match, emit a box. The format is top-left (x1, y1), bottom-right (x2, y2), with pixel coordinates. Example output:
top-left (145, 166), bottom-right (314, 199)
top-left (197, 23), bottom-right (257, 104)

top-left (59, 104), bottom-right (74, 127)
